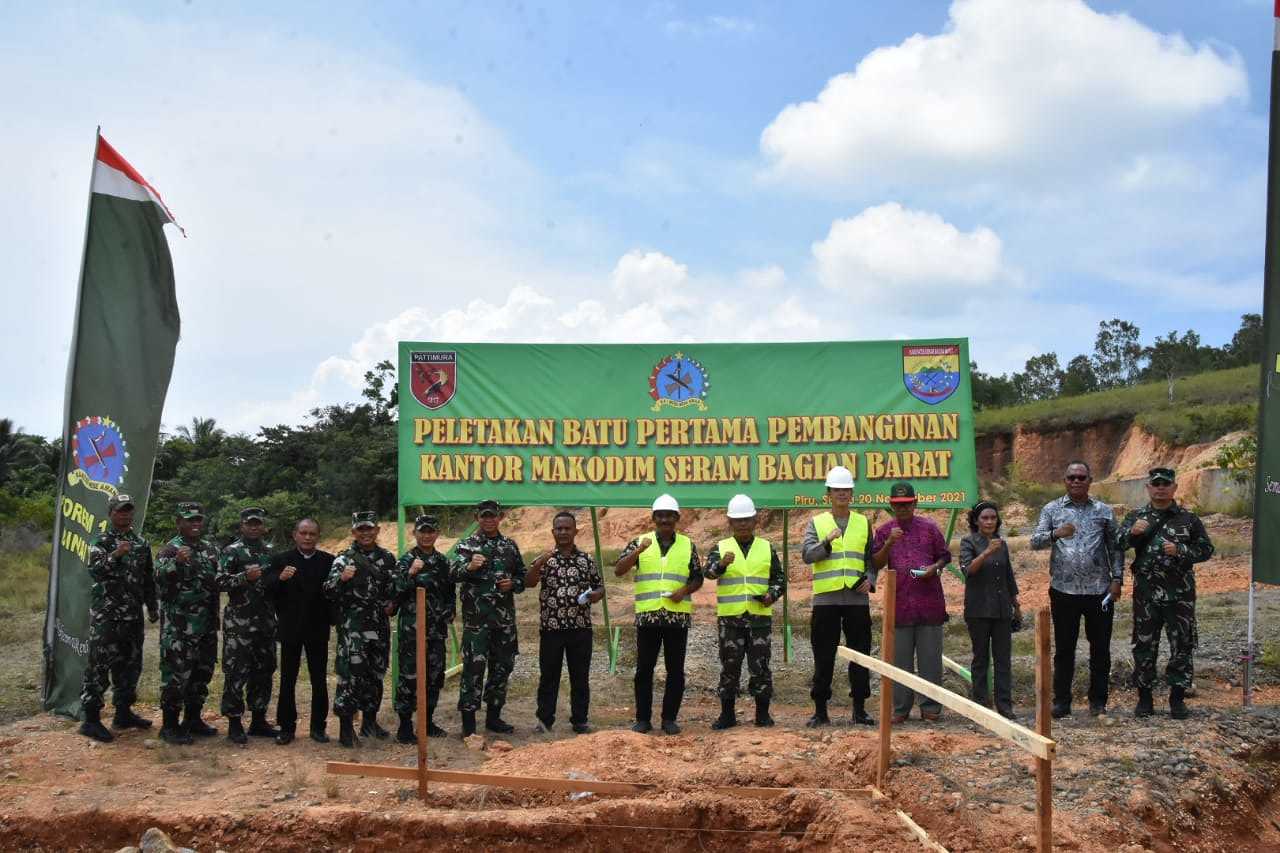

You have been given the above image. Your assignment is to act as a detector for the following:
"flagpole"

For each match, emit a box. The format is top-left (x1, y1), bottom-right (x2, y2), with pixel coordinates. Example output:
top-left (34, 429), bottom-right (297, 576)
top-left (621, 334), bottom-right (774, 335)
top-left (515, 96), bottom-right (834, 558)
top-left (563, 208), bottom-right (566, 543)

top-left (42, 126), bottom-right (102, 710)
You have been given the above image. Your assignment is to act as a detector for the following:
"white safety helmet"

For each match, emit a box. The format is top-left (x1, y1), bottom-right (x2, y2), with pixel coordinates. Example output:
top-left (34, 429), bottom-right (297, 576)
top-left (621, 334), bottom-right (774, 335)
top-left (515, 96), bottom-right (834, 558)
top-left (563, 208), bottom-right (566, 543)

top-left (825, 465), bottom-right (855, 489)
top-left (726, 494), bottom-right (757, 519)
top-left (651, 493), bottom-right (680, 514)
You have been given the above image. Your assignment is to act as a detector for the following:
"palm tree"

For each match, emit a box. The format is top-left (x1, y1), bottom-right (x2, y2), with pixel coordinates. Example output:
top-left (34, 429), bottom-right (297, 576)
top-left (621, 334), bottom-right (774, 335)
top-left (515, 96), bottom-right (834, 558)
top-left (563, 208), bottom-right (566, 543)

top-left (174, 417), bottom-right (225, 458)
top-left (0, 418), bottom-right (36, 487)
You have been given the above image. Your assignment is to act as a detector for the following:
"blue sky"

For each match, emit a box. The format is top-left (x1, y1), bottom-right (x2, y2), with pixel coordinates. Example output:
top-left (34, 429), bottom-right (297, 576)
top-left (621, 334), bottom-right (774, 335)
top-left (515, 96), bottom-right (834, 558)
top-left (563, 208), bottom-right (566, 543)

top-left (1, 0), bottom-right (1273, 437)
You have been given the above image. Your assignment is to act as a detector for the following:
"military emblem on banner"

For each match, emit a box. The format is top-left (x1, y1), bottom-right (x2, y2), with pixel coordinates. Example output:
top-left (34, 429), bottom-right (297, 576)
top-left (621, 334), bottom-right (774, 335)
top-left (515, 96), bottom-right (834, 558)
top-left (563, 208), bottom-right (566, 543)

top-left (68, 415), bottom-right (129, 496)
top-left (410, 351), bottom-right (458, 410)
top-left (649, 352), bottom-right (709, 412)
top-left (902, 344), bottom-right (961, 405)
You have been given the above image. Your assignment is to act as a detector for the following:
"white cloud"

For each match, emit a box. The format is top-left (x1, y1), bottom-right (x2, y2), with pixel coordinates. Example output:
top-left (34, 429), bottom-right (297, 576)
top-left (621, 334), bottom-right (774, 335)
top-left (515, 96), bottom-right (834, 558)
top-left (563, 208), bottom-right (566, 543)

top-left (811, 203), bottom-right (1009, 297)
top-left (760, 0), bottom-right (1247, 189)
top-left (609, 250), bottom-right (690, 301)
top-left (739, 264), bottom-right (787, 291)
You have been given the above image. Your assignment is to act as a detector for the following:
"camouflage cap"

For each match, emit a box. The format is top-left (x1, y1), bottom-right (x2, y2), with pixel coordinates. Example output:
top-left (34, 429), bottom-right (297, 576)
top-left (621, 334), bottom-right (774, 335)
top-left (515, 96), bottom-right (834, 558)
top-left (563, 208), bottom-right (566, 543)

top-left (888, 482), bottom-right (917, 503)
top-left (240, 506), bottom-right (267, 522)
top-left (414, 514), bottom-right (439, 531)
top-left (351, 510), bottom-right (378, 529)
top-left (475, 499), bottom-right (501, 516)
top-left (176, 501), bottom-right (204, 519)
top-left (1148, 467), bottom-right (1176, 484)
top-left (107, 494), bottom-right (135, 512)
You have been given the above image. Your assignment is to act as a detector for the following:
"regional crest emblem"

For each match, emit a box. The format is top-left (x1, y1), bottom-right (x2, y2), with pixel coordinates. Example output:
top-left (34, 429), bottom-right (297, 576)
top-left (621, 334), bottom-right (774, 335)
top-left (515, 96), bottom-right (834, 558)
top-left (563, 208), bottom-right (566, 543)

top-left (68, 415), bottom-right (129, 497)
top-left (649, 352), bottom-right (709, 412)
top-left (410, 351), bottom-right (457, 410)
top-left (902, 345), bottom-right (961, 405)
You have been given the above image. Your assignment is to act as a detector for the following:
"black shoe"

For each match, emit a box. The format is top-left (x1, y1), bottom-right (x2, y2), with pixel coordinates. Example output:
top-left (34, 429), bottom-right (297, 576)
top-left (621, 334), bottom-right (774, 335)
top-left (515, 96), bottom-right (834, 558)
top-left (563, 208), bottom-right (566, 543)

top-left (396, 714), bottom-right (417, 744)
top-left (361, 713), bottom-right (390, 739)
top-left (339, 715), bottom-right (357, 748)
top-left (427, 721), bottom-right (448, 738)
top-left (632, 720), bottom-right (653, 733)
top-left (247, 711), bottom-right (280, 739)
top-left (159, 708), bottom-right (193, 745)
top-left (852, 706), bottom-right (875, 726)
top-left (227, 716), bottom-right (248, 745)
top-left (533, 715), bottom-right (554, 733)
top-left (806, 704), bottom-right (831, 727)
top-left (310, 728), bottom-right (330, 743)
top-left (461, 710), bottom-right (477, 737)
top-left (1135, 688), bottom-right (1155, 718)
top-left (184, 706), bottom-right (218, 737)
top-left (755, 699), bottom-right (775, 728)
top-left (998, 708), bottom-right (1019, 722)
top-left (1169, 686), bottom-right (1189, 720)
top-left (485, 706), bottom-right (515, 734)
top-left (711, 697), bottom-right (737, 731)
top-left (572, 722), bottom-right (594, 734)
top-left (276, 730), bottom-right (295, 746)
top-left (1051, 703), bottom-right (1071, 719)
top-left (660, 720), bottom-right (681, 736)
top-left (79, 708), bottom-right (114, 743)
top-left (1088, 704), bottom-right (1106, 717)
top-left (113, 705), bottom-right (153, 730)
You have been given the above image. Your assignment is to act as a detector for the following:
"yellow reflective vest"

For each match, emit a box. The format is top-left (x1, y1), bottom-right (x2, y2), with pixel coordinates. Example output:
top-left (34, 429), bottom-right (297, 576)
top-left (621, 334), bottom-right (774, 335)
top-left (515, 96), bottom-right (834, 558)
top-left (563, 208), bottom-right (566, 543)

top-left (715, 536), bottom-right (772, 617)
top-left (634, 533), bottom-right (693, 615)
top-left (811, 511), bottom-right (869, 594)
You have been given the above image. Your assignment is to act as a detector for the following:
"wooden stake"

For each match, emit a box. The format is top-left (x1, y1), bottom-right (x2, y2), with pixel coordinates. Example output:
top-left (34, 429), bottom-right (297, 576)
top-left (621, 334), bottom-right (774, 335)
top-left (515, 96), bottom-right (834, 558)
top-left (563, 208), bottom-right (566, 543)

top-left (416, 587), bottom-right (428, 800)
top-left (878, 569), bottom-right (896, 788)
top-left (1035, 606), bottom-right (1052, 852)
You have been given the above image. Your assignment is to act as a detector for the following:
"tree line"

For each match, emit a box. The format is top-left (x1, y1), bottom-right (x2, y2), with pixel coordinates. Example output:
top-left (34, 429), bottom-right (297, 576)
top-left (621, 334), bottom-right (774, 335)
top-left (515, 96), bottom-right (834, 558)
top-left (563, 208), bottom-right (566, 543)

top-left (970, 314), bottom-right (1263, 409)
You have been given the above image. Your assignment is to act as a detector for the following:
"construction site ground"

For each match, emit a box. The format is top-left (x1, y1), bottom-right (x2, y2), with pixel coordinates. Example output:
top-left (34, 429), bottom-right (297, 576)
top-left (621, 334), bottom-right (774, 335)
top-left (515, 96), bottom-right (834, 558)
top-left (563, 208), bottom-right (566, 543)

top-left (3, 506), bottom-right (1280, 851)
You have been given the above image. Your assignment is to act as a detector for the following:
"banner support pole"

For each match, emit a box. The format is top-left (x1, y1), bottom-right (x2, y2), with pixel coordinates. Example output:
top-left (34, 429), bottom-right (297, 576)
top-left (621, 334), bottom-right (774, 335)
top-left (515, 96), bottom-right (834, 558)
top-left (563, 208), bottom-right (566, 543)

top-left (1245, 580), bottom-right (1256, 707)
top-left (589, 507), bottom-right (615, 672)
top-left (391, 503), bottom-right (406, 693)
top-left (782, 508), bottom-right (791, 663)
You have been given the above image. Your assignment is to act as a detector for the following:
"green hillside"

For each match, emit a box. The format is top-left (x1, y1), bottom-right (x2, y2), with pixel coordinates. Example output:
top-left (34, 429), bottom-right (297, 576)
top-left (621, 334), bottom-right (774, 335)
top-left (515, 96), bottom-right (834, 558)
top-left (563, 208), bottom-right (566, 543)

top-left (974, 366), bottom-right (1259, 445)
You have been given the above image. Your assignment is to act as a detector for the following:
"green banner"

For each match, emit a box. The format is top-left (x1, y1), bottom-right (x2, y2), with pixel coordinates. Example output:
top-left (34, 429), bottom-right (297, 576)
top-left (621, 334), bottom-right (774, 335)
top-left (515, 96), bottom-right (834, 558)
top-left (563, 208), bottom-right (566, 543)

top-left (397, 340), bottom-right (978, 510)
top-left (1255, 44), bottom-right (1280, 587)
top-left (42, 134), bottom-right (181, 716)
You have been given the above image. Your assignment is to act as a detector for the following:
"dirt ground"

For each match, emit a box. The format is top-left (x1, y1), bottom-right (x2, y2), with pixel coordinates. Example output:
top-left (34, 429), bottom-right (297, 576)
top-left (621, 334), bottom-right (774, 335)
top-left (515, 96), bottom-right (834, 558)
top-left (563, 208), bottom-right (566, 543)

top-left (5, 510), bottom-right (1278, 851)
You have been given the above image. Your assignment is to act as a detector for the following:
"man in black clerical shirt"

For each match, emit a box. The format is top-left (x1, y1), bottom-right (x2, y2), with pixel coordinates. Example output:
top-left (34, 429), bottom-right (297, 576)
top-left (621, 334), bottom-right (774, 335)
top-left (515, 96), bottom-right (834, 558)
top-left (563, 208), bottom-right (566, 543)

top-left (268, 518), bottom-right (335, 744)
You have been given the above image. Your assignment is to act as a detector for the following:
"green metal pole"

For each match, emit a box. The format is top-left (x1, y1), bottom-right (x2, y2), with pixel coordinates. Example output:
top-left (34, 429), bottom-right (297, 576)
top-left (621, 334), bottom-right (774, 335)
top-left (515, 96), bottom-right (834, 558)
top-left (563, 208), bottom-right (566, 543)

top-left (782, 508), bottom-right (791, 663)
top-left (589, 507), bottom-right (615, 672)
top-left (391, 503), bottom-right (406, 694)
top-left (943, 508), bottom-right (966, 582)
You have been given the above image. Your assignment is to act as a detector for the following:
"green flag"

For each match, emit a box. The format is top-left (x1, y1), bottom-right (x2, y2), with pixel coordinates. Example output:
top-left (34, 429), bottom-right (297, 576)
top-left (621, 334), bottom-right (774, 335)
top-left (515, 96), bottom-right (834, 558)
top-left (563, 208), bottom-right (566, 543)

top-left (1256, 9), bottom-right (1280, 586)
top-left (42, 133), bottom-right (182, 716)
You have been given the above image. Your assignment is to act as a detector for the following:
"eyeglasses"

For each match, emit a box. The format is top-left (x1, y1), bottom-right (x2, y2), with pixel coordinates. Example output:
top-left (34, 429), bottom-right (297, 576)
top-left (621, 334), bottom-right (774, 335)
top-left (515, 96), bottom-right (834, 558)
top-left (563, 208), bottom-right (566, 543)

top-left (1065, 475), bottom-right (1089, 482)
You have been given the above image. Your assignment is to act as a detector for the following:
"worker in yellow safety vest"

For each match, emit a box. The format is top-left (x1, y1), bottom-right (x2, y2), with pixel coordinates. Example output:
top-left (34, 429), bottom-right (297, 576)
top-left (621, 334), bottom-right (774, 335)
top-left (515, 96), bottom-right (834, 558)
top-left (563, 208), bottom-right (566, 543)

top-left (801, 466), bottom-right (878, 727)
top-left (614, 494), bottom-right (703, 735)
top-left (702, 494), bottom-right (785, 729)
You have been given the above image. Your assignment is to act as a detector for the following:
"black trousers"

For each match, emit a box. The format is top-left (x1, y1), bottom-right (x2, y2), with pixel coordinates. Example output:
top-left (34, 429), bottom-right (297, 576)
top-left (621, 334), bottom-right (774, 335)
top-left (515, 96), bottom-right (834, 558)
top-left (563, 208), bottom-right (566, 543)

top-left (536, 628), bottom-right (593, 726)
top-left (634, 624), bottom-right (687, 723)
top-left (277, 631), bottom-right (330, 733)
top-left (966, 617), bottom-right (1013, 714)
top-left (809, 605), bottom-right (872, 704)
top-left (1049, 587), bottom-right (1113, 709)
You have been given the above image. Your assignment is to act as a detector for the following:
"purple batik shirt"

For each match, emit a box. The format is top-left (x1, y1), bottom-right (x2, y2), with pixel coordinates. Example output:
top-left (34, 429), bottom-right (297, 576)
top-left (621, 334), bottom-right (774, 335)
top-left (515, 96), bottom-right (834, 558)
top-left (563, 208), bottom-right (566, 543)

top-left (872, 515), bottom-right (952, 627)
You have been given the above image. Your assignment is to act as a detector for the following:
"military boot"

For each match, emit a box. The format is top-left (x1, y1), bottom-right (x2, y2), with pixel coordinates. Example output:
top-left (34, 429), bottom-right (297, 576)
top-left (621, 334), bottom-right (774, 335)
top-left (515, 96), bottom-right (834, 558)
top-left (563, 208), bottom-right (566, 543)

top-left (805, 700), bottom-right (831, 728)
top-left (226, 716), bottom-right (248, 745)
top-left (159, 708), bottom-right (193, 745)
top-left (711, 696), bottom-right (738, 730)
top-left (461, 710), bottom-right (477, 737)
top-left (184, 704), bottom-right (218, 737)
top-left (247, 710), bottom-right (280, 739)
top-left (396, 713), bottom-right (417, 744)
top-left (852, 700), bottom-right (875, 726)
top-left (113, 705), bottom-right (153, 729)
top-left (1169, 686), bottom-right (1189, 720)
top-left (485, 704), bottom-right (514, 734)
top-left (427, 704), bottom-right (447, 738)
top-left (1134, 688), bottom-right (1155, 718)
top-left (338, 715), bottom-right (358, 748)
top-left (754, 697), bottom-right (775, 728)
top-left (361, 712), bottom-right (390, 739)
top-left (78, 707), bottom-right (114, 743)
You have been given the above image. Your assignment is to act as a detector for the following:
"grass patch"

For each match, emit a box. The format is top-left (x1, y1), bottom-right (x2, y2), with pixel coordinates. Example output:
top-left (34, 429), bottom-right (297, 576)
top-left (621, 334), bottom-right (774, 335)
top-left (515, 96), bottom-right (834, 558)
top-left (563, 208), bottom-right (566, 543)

top-left (1213, 533), bottom-right (1251, 558)
top-left (975, 366), bottom-right (1257, 438)
top-left (0, 544), bottom-right (50, 622)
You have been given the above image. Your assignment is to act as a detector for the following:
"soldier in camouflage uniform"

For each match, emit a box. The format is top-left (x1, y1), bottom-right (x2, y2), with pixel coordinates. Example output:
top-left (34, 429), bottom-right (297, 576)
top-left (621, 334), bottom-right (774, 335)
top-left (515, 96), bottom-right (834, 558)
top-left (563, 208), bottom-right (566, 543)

top-left (450, 499), bottom-right (527, 737)
top-left (393, 514), bottom-right (456, 742)
top-left (216, 506), bottom-right (281, 744)
top-left (1116, 467), bottom-right (1214, 720)
top-left (153, 501), bottom-right (221, 744)
top-left (703, 494), bottom-right (785, 729)
top-left (78, 493), bottom-right (158, 742)
top-left (325, 511), bottom-right (398, 747)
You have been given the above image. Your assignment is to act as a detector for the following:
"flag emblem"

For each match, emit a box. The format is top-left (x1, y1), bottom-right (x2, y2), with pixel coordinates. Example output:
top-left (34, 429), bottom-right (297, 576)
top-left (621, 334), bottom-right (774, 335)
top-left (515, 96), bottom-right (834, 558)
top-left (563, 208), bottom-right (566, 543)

top-left (68, 415), bottom-right (129, 496)
top-left (649, 352), bottom-right (710, 412)
top-left (410, 351), bottom-right (457, 410)
top-left (902, 345), bottom-right (961, 405)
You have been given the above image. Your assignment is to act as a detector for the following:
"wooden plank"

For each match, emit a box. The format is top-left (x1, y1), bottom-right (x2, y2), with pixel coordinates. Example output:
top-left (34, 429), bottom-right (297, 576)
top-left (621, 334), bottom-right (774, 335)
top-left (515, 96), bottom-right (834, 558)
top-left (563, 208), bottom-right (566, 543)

top-left (444, 662), bottom-right (463, 679)
top-left (837, 645), bottom-right (1056, 760)
top-left (415, 587), bottom-right (429, 800)
top-left (1035, 607), bottom-right (1053, 853)
top-left (894, 806), bottom-right (950, 852)
top-left (878, 570), bottom-right (897, 787)
top-left (941, 654), bottom-right (971, 682)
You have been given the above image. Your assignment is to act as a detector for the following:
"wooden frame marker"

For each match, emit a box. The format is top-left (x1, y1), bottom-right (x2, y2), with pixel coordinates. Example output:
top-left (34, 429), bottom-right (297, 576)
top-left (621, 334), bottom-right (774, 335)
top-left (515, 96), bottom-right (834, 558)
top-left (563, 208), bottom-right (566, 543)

top-left (1035, 607), bottom-right (1053, 852)
top-left (415, 587), bottom-right (429, 798)
top-left (877, 569), bottom-right (896, 787)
